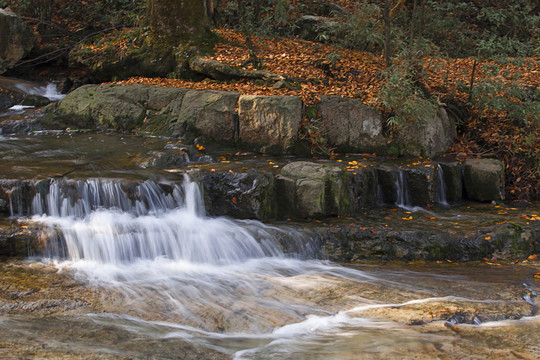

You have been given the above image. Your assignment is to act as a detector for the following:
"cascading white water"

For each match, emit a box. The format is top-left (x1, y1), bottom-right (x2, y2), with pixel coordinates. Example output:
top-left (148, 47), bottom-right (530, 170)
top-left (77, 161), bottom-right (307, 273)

top-left (395, 169), bottom-right (411, 208)
top-left (27, 176), bottom-right (536, 359)
top-left (34, 177), bottom-right (293, 264)
top-left (437, 164), bottom-right (449, 206)
top-left (31, 176), bottom-right (408, 355)
top-left (32, 179), bottom-right (187, 218)
top-left (15, 82), bottom-right (65, 101)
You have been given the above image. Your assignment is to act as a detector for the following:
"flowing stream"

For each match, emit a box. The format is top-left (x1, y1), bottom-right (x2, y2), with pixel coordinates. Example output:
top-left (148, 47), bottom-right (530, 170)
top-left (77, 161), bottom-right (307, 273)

top-left (0, 102), bottom-right (538, 358)
top-left (0, 176), bottom-right (533, 359)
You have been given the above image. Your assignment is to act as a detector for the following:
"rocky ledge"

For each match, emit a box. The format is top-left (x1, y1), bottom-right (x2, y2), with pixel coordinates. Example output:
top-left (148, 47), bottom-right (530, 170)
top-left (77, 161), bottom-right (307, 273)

top-left (41, 83), bottom-right (458, 158)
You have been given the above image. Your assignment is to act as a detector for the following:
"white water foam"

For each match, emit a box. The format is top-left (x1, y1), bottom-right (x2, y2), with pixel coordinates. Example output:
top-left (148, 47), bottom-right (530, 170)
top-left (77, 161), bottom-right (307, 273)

top-left (8, 105), bottom-right (35, 111)
top-left (16, 82), bottom-right (65, 101)
top-left (29, 176), bottom-right (537, 358)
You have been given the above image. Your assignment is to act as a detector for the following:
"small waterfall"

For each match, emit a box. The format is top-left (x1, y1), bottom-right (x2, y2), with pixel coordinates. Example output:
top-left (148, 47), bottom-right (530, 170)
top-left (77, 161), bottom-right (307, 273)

top-left (15, 82), bottom-right (65, 101)
top-left (395, 169), bottom-right (411, 208)
top-left (32, 177), bottom-right (314, 265)
top-left (32, 176), bottom-right (329, 335)
top-left (436, 164), bottom-right (449, 206)
top-left (30, 179), bottom-right (186, 218)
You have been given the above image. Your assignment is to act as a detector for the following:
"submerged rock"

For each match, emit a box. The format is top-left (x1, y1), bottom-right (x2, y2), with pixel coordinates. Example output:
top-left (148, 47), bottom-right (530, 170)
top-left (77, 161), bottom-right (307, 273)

top-left (135, 150), bottom-right (190, 169)
top-left (314, 217), bottom-right (538, 262)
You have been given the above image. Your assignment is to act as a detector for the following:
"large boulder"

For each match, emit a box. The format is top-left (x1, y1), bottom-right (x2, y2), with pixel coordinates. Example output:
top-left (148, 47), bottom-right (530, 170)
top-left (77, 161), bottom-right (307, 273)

top-left (178, 90), bottom-right (239, 143)
top-left (277, 161), bottom-right (351, 218)
top-left (239, 95), bottom-right (302, 155)
top-left (394, 107), bottom-right (456, 158)
top-left (53, 84), bottom-right (145, 130)
top-left (0, 9), bottom-right (35, 75)
top-left (319, 95), bottom-right (387, 153)
top-left (463, 159), bottom-right (505, 202)
top-left (51, 84), bottom-right (185, 131)
top-left (295, 15), bottom-right (339, 42)
top-left (51, 84), bottom-right (239, 140)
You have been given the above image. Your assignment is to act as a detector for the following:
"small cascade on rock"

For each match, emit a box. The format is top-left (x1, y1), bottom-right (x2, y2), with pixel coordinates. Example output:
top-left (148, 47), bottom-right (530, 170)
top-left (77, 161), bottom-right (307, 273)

top-left (30, 178), bottom-right (187, 218)
top-left (15, 82), bottom-right (65, 101)
top-left (436, 164), bottom-right (449, 206)
top-left (395, 169), bottom-right (412, 208)
top-left (33, 176), bottom-right (319, 264)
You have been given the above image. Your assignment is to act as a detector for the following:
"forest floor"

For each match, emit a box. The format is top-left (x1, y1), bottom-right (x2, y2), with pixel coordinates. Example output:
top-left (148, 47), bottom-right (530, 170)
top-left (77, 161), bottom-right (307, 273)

top-left (114, 27), bottom-right (539, 201)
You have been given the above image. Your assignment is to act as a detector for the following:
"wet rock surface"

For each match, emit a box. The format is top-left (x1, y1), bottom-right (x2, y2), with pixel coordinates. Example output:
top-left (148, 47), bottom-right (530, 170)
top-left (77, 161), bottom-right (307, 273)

top-left (202, 171), bottom-right (277, 220)
top-left (0, 258), bottom-right (538, 359)
top-left (0, 260), bottom-right (229, 360)
top-left (0, 77), bottom-right (52, 112)
top-left (278, 161), bottom-right (351, 218)
top-left (0, 220), bottom-right (56, 257)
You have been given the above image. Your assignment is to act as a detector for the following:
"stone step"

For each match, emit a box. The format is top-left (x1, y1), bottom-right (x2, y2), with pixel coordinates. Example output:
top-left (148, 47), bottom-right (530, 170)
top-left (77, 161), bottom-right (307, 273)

top-left (0, 158), bottom-right (505, 220)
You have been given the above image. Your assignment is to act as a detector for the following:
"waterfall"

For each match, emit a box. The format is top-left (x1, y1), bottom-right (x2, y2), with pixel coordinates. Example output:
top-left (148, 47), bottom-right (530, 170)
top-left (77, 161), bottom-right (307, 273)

top-left (31, 176), bottom-right (345, 337)
top-left (395, 169), bottom-right (411, 208)
top-left (33, 177), bottom-right (305, 265)
top-left (31, 178), bottom-right (187, 218)
top-left (15, 82), bottom-right (65, 101)
top-left (437, 164), bottom-right (449, 206)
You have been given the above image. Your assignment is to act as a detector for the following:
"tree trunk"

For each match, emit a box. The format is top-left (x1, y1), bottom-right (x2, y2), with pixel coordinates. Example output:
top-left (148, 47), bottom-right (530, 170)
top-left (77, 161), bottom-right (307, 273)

top-left (147, 0), bottom-right (209, 46)
top-left (383, 0), bottom-right (392, 68)
top-left (409, 0), bottom-right (418, 55)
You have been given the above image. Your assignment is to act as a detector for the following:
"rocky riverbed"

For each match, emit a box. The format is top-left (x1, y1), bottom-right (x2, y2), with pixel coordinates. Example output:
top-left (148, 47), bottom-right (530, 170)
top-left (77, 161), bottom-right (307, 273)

top-left (0, 258), bottom-right (539, 359)
top-left (0, 79), bottom-right (538, 360)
